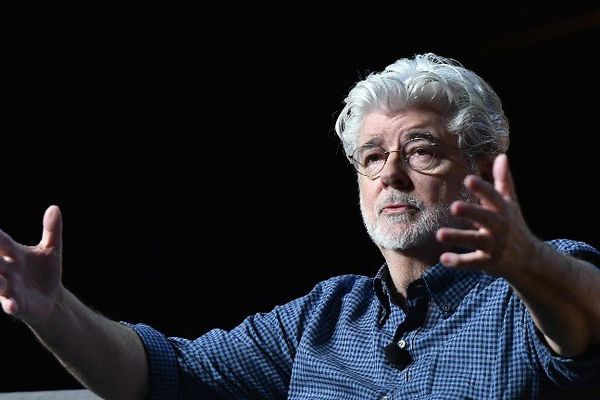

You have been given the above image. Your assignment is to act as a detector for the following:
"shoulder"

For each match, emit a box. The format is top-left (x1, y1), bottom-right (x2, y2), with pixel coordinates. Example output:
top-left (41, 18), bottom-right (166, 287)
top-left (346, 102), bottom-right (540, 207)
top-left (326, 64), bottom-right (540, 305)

top-left (268, 274), bottom-right (375, 330)
top-left (294, 274), bottom-right (374, 309)
top-left (312, 274), bottom-right (373, 295)
top-left (546, 238), bottom-right (599, 253)
top-left (545, 239), bottom-right (600, 266)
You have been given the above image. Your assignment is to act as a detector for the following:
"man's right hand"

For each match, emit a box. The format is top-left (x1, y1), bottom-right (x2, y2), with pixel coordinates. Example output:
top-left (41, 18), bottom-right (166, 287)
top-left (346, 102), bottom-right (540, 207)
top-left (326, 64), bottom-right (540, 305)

top-left (0, 205), bottom-right (63, 326)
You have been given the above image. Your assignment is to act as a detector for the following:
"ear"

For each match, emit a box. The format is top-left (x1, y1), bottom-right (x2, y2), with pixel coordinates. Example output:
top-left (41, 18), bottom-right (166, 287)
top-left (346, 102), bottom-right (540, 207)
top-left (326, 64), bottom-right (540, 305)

top-left (476, 156), bottom-right (495, 183)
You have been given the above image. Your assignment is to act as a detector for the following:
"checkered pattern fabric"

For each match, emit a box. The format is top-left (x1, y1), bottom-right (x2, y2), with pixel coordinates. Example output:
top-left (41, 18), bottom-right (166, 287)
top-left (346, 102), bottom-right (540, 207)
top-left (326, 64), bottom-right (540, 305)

top-left (124, 239), bottom-right (600, 399)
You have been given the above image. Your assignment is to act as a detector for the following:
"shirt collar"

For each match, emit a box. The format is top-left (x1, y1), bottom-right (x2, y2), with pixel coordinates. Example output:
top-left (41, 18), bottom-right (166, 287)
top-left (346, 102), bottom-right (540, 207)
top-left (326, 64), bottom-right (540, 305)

top-left (373, 265), bottom-right (393, 326)
top-left (373, 262), bottom-right (482, 321)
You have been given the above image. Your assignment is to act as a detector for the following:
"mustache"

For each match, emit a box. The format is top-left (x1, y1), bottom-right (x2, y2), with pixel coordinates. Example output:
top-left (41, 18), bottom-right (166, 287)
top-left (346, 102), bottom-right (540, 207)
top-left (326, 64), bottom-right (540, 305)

top-left (375, 191), bottom-right (425, 215)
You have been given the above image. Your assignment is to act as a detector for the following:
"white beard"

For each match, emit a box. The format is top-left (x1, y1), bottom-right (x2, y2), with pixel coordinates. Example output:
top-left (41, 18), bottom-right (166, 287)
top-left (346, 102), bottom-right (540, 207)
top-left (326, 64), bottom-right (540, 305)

top-left (360, 190), bottom-right (472, 251)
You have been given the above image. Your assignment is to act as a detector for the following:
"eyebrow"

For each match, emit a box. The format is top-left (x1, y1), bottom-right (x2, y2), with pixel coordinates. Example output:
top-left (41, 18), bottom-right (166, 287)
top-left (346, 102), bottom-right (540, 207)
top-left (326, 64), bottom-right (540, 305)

top-left (362, 131), bottom-right (440, 147)
top-left (405, 131), bottom-right (440, 143)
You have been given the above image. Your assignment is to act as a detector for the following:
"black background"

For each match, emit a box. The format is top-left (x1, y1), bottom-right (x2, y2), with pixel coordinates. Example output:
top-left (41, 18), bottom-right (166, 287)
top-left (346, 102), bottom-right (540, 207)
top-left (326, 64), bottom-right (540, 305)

top-left (0, 1), bottom-right (599, 392)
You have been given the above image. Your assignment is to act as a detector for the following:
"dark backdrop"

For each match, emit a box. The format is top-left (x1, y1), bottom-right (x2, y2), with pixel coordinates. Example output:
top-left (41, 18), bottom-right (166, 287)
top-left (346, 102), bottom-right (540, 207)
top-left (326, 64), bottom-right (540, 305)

top-left (1, 1), bottom-right (598, 392)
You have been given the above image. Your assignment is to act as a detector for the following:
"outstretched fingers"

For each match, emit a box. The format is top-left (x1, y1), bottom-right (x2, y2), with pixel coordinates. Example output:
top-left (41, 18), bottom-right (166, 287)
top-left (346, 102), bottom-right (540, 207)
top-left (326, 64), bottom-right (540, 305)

top-left (0, 227), bottom-right (19, 316)
top-left (436, 227), bottom-right (492, 254)
top-left (440, 250), bottom-right (491, 268)
top-left (0, 255), bottom-right (11, 276)
top-left (0, 297), bottom-right (18, 315)
top-left (461, 154), bottom-right (517, 211)
top-left (463, 175), bottom-right (505, 212)
top-left (0, 228), bottom-right (18, 258)
top-left (0, 275), bottom-right (18, 315)
top-left (450, 201), bottom-right (503, 231)
top-left (437, 154), bottom-right (524, 273)
top-left (0, 255), bottom-right (20, 316)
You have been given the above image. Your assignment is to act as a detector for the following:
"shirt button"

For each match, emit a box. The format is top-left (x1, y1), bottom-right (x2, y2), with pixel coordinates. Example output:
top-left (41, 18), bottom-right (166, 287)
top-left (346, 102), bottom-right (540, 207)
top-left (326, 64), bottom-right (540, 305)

top-left (398, 339), bottom-right (406, 349)
top-left (380, 396), bottom-right (389, 400)
top-left (441, 303), bottom-right (451, 312)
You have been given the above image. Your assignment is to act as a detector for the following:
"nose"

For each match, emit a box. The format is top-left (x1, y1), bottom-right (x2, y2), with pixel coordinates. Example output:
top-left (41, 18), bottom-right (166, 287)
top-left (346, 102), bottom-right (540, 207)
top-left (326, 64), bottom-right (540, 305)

top-left (378, 151), bottom-right (412, 190)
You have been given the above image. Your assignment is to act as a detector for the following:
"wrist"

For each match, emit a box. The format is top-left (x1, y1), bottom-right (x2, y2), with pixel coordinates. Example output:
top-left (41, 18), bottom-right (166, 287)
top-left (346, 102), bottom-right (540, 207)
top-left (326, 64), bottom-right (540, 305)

top-left (502, 236), bottom-right (548, 286)
top-left (26, 284), bottom-right (71, 337)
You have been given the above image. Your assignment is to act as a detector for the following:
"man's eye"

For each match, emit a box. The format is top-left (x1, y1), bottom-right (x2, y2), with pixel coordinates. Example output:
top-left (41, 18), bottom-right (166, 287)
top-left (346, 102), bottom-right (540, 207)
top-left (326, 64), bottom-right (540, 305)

top-left (412, 146), bottom-right (434, 157)
top-left (363, 153), bottom-right (385, 165)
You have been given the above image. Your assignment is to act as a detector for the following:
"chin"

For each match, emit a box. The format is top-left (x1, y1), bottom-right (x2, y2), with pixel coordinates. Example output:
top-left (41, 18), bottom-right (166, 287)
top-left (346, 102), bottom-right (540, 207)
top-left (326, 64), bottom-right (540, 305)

top-left (372, 227), bottom-right (436, 251)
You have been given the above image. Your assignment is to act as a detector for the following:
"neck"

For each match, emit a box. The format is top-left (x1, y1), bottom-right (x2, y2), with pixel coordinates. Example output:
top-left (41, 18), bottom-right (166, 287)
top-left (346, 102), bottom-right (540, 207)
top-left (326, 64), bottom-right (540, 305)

top-left (380, 244), bottom-right (445, 301)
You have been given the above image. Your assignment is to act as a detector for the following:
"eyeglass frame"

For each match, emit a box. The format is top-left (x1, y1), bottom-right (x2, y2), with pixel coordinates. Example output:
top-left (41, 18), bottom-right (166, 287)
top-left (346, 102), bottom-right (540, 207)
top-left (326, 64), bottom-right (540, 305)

top-left (347, 136), bottom-right (452, 180)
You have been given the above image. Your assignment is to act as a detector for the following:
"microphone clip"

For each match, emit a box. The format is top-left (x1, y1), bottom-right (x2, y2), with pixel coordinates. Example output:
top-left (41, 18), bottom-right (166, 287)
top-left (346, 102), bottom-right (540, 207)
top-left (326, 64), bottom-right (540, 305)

top-left (383, 342), bottom-right (412, 370)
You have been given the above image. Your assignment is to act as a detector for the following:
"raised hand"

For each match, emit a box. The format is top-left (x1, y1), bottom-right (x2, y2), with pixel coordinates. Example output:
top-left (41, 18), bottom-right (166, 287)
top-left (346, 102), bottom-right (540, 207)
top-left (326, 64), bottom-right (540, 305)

top-left (0, 205), bottom-right (63, 325)
top-left (436, 154), bottom-right (541, 278)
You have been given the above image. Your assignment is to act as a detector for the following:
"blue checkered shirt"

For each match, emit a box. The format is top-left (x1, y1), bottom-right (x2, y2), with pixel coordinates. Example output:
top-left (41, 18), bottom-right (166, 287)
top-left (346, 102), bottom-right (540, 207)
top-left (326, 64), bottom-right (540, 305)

top-left (125, 239), bottom-right (600, 399)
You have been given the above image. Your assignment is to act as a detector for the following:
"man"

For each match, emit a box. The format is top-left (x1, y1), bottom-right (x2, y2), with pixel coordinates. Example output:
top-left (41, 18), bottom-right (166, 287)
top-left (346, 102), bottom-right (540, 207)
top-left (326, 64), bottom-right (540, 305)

top-left (2, 53), bottom-right (600, 399)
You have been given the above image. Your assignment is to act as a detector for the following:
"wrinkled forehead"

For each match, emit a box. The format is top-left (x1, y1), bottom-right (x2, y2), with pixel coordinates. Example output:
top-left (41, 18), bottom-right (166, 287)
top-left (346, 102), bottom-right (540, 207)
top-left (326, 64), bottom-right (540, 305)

top-left (358, 108), bottom-right (454, 147)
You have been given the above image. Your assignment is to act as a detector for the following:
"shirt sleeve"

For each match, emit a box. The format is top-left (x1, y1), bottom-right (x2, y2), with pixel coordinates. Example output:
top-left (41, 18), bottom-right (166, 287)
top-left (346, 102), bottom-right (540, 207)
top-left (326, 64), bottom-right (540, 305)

top-left (120, 322), bottom-right (180, 400)
top-left (523, 239), bottom-right (600, 389)
top-left (121, 280), bottom-right (328, 400)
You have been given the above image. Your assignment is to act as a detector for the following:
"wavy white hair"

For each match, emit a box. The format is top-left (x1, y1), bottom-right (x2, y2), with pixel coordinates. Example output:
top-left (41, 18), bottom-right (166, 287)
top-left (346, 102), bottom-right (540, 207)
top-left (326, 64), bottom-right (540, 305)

top-left (334, 53), bottom-right (509, 161)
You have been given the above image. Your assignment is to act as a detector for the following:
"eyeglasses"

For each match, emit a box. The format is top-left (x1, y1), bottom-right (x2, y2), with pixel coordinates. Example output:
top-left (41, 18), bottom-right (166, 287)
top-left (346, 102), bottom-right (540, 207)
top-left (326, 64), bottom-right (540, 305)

top-left (348, 138), bottom-right (445, 179)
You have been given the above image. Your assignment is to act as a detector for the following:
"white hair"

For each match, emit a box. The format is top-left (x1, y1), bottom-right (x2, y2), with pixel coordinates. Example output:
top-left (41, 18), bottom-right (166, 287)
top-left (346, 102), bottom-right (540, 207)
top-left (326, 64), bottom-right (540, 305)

top-left (334, 53), bottom-right (509, 161)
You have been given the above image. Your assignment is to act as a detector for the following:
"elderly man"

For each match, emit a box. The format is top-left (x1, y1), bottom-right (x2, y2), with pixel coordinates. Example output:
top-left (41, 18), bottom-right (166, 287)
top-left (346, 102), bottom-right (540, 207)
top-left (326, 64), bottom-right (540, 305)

top-left (2, 53), bottom-right (600, 399)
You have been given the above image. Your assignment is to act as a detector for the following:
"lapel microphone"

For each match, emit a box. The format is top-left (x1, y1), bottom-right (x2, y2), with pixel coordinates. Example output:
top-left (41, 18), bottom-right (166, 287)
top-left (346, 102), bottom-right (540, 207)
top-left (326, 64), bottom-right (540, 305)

top-left (384, 284), bottom-right (429, 370)
top-left (384, 340), bottom-right (412, 370)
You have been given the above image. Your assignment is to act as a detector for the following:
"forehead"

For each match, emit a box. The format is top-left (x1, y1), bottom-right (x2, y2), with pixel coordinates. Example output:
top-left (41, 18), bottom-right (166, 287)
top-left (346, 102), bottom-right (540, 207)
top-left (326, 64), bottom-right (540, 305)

top-left (359, 107), bottom-right (451, 145)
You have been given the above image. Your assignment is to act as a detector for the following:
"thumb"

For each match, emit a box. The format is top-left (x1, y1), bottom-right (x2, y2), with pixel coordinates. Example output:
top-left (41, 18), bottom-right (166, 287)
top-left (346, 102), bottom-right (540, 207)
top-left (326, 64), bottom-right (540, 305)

top-left (493, 154), bottom-right (518, 202)
top-left (40, 205), bottom-right (63, 249)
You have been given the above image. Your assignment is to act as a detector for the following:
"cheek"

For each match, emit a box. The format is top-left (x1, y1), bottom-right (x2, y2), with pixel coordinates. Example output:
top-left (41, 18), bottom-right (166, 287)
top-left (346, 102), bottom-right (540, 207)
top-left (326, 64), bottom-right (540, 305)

top-left (416, 179), bottom-right (459, 205)
top-left (358, 180), bottom-right (377, 209)
top-left (412, 176), bottom-right (440, 200)
top-left (430, 180), bottom-right (466, 204)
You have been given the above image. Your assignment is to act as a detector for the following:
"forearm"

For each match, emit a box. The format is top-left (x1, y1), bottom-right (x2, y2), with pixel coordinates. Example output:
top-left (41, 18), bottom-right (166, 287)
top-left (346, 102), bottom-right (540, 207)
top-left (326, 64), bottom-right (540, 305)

top-left (508, 240), bottom-right (600, 357)
top-left (27, 287), bottom-right (149, 400)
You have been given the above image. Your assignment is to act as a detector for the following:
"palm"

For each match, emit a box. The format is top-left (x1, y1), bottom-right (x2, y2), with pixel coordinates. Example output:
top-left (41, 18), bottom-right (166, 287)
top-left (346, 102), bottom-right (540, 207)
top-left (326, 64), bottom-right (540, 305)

top-left (0, 206), bottom-right (63, 324)
top-left (16, 246), bottom-right (62, 322)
